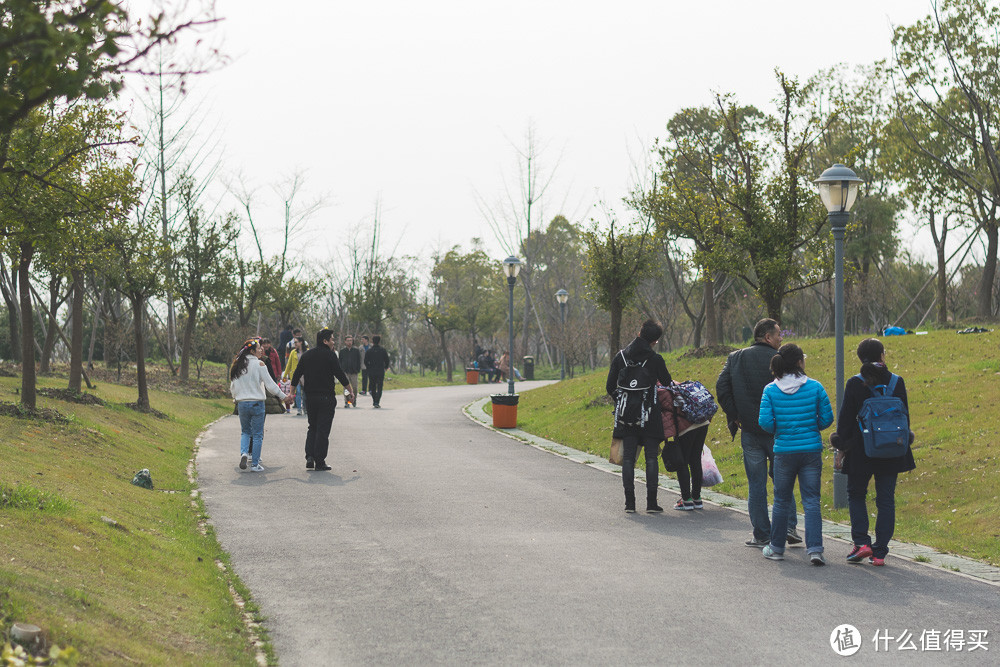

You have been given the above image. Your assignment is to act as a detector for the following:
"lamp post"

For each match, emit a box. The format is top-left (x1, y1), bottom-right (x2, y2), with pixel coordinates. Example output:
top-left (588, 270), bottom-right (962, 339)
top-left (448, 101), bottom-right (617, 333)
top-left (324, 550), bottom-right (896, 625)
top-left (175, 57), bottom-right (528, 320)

top-left (503, 256), bottom-right (521, 395)
top-left (815, 163), bottom-right (863, 509)
top-left (555, 289), bottom-right (568, 380)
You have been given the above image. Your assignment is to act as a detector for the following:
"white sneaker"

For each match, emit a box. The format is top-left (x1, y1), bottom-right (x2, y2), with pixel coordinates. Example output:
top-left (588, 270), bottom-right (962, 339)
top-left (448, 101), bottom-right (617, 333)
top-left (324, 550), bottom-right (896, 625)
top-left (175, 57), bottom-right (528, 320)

top-left (250, 464), bottom-right (264, 472)
top-left (239, 454), bottom-right (248, 470)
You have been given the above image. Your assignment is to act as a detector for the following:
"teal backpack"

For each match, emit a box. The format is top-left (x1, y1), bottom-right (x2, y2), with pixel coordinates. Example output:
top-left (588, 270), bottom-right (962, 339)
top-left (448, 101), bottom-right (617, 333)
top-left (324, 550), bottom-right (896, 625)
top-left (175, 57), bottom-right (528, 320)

top-left (856, 374), bottom-right (909, 458)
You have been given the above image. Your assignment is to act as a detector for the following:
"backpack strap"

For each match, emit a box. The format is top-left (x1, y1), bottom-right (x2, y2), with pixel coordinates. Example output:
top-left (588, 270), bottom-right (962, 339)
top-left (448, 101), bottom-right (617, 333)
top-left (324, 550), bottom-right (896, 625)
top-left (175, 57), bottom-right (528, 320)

top-left (885, 373), bottom-right (899, 396)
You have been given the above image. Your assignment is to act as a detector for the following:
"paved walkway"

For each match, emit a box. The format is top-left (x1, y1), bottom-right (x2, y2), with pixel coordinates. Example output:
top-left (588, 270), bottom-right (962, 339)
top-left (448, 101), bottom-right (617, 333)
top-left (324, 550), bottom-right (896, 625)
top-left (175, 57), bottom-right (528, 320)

top-left (198, 383), bottom-right (998, 665)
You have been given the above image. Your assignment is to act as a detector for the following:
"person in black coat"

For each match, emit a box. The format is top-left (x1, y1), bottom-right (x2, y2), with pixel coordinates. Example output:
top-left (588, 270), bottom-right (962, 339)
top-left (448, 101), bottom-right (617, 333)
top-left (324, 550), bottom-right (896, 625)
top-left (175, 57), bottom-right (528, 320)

top-left (290, 328), bottom-right (354, 471)
top-left (831, 338), bottom-right (916, 566)
top-left (606, 320), bottom-right (672, 513)
top-left (363, 335), bottom-right (392, 408)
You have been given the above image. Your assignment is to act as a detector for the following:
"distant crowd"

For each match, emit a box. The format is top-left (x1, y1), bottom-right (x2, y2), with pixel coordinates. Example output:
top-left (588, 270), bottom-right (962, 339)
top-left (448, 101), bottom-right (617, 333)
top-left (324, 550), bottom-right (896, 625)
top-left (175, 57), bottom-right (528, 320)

top-left (609, 318), bottom-right (915, 568)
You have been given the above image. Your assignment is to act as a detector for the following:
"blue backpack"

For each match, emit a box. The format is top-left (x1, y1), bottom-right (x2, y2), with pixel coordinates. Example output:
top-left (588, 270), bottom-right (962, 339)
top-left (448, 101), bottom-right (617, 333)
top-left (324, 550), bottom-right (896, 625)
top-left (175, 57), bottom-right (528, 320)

top-left (856, 374), bottom-right (909, 458)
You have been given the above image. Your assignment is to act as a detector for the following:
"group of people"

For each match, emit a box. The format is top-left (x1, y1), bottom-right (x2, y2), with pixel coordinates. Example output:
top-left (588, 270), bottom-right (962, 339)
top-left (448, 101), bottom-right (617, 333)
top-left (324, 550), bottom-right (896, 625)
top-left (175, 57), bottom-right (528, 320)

top-left (229, 327), bottom-right (393, 473)
top-left (472, 345), bottom-right (522, 383)
top-left (608, 318), bottom-right (915, 567)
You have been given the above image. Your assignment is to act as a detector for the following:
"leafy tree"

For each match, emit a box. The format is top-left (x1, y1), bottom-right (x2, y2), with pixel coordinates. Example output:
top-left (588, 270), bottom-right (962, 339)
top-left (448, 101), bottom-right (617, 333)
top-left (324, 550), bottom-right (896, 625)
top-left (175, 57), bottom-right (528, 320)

top-left (172, 179), bottom-right (238, 381)
top-left (583, 209), bottom-right (655, 353)
top-left (0, 0), bottom-right (218, 172)
top-left (893, 0), bottom-right (1000, 317)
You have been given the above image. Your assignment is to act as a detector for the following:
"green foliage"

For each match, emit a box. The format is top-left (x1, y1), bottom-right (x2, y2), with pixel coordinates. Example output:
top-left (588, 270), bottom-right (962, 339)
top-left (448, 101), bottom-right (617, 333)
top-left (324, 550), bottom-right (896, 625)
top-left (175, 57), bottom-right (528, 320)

top-left (0, 482), bottom-right (71, 512)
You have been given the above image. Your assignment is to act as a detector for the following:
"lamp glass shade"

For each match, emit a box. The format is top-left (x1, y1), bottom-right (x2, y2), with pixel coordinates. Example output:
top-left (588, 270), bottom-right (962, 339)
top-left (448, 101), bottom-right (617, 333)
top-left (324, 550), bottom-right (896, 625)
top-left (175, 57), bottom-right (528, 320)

top-left (502, 256), bottom-right (521, 279)
top-left (555, 289), bottom-right (569, 304)
top-left (814, 163), bottom-right (863, 213)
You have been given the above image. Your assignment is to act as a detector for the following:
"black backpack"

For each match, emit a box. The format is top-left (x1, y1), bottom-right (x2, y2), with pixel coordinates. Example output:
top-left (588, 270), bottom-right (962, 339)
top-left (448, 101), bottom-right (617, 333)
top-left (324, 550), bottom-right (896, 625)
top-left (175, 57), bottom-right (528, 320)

top-left (614, 350), bottom-right (656, 428)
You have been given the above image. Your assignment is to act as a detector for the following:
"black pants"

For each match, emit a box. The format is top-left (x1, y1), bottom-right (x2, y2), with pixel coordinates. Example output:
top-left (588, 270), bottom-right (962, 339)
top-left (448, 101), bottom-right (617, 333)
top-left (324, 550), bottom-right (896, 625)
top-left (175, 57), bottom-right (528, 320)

top-left (361, 369), bottom-right (368, 393)
top-left (304, 393), bottom-right (336, 463)
top-left (675, 426), bottom-right (708, 501)
top-left (369, 373), bottom-right (385, 405)
top-left (621, 434), bottom-right (660, 504)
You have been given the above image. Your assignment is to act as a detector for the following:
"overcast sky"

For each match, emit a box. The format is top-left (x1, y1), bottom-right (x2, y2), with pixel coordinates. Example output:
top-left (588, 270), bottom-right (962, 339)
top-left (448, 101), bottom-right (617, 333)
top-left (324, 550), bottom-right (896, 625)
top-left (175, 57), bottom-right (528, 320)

top-left (126, 0), bottom-right (939, 269)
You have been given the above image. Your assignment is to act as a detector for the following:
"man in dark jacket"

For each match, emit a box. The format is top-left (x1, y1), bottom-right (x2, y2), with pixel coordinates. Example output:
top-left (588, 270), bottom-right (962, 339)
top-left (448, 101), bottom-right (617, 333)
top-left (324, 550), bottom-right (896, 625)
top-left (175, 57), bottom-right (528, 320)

top-left (277, 324), bottom-right (294, 368)
top-left (339, 335), bottom-right (363, 407)
top-left (716, 318), bottom-right (800, 547)
top-left (606, 320), bottom-right (672, 514)
top-left (363, 335), bottom-right (392, 408)
top-left (290, 329), bottom-right (355, 471)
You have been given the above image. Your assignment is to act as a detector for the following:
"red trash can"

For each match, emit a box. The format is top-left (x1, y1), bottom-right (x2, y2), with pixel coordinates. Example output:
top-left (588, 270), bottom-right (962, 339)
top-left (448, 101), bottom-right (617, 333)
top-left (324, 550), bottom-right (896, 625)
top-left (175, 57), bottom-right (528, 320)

top-left (491, 393), bottom-right (519, 428)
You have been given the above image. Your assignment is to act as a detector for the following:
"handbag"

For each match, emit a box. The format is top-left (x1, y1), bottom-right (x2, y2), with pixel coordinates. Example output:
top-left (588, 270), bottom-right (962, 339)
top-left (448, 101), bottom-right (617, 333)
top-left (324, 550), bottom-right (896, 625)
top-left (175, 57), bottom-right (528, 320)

top-left (609, 437), bottom-right (624, 465)
top-left (662, 440), bottom-right (683, 473)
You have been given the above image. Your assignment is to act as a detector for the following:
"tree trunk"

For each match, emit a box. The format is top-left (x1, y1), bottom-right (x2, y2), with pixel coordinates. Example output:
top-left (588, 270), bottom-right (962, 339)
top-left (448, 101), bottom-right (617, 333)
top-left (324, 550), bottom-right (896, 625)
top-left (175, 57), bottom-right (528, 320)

top-left (87, 286), bottom-right (103, 370)
top-left (132, 297), bottom-right (151, 411)
top-left (928, 208), bottom-right (949, 326)
top-left (609, 297), bottom-right (623, 354)
top-left (39, 275), bottom-right (63, 374)
top-left (977, 220), bottom-right (998, 319)
top-left (69, 270), bottom-right (85, 393)
top-left (18, 243), bottom-right (36, 410)
top-left (179, 306), bottom-right (196, 381)
top-left (438, 329), bottom-right (453, 382)
top-left (703, 279), bottom-right (718, 346)
top-left (0, 256), bottom-right (21, 362)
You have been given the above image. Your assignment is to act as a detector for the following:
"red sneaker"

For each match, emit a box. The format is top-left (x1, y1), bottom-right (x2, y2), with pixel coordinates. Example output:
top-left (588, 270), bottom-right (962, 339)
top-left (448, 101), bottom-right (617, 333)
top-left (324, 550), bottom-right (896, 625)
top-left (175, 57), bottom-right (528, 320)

top-left (869, 556), bottom-right (886, 566)
top-left (846, 544), bottom-right (873, 563)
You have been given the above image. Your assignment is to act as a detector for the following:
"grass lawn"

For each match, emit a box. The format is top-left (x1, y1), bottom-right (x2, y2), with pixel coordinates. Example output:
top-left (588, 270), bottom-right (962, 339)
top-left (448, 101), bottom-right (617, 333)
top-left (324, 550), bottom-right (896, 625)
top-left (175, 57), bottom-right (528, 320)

top-left (511, 329), bottom-right (1000, 566)
top-left (0, 374), bottom-right (266, 665)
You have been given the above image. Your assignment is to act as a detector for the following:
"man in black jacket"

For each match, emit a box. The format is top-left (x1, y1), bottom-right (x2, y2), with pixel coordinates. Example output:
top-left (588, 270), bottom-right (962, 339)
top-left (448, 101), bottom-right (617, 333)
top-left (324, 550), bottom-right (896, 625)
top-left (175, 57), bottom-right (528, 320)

top-left (290, 329), bottom-right (355, 471)
top-left (716, 318), bottom-right (801, 547)
top-left (339, 335), bottom-right (363, 407)
top-left (363, 335), bottom-right (392, 408)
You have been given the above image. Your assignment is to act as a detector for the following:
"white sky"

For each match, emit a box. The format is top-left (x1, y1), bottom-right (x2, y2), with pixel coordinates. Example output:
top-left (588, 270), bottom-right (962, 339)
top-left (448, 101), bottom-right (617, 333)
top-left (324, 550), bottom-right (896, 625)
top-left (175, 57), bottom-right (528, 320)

top-left (126, 0), bottom-right (940, 268)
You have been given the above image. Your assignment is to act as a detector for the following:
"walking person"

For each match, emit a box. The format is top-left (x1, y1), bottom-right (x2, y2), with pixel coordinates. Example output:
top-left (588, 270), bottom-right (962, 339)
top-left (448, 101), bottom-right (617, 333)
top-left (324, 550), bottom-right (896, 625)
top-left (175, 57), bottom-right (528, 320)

top-left (229, 337), bottom-right (291, 472)
top-left (758, 343), bottom-right (834, 565)
top-left (359, 335), bottom-right (371, 396)
top-left (339, 335), bottom-right (363, 407)
top-left (363, 334), bottom-right (392, 408)
top-left (260, 338), bottom-right (282, 382)
top-left (658, 387), bottom-right (711, 511)
top-left (716, 318), bottom-right (803, 547)
top-left (277, 324), bottom-right (294, 368)
top-left (606, 320), bottom-right (672, 514)
top-left (290, 329), bottom-right (355, 471)
top-left (282, 336), bottom-right (308, 416)
top-left (831, 338), bottom-right (916, 566)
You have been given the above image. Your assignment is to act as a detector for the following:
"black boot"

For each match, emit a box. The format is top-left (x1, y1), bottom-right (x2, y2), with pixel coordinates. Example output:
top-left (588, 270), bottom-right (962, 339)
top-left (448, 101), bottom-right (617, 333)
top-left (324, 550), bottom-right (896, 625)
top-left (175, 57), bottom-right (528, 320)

top-left (647, 492), bottom-right (663, 513)
top-left (624, 487), bottom-right (636, 513)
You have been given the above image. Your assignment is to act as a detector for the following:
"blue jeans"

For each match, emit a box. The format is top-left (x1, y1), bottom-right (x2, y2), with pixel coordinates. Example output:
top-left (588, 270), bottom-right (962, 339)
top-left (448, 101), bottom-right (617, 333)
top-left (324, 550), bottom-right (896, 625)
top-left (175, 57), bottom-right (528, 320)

top-left (294, 381), bottom-right (305, 411)
top-left (742, 431), bottom-right (797, 541)
top-left (848, 470), bottom-right (898, 559)
top-left (769, 451), bottom-right (823, 554)
top-left (237, 400), bottom-right (265, 466)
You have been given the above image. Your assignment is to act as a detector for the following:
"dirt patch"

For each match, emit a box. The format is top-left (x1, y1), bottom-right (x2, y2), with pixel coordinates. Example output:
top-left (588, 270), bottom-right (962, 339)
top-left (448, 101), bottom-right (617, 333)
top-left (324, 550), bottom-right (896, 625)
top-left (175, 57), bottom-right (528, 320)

top-left (84, 365), bottom-right (230, 399)
top-left (37, 388), bottom-right (106, 405)
top-left (680, 344), bottom-right (737, 359)
top-left (588, 394), bottom-right (614, 408)
top-left (0, 401), bottom-right (69, 422)
top-left (125, 403), bottom-right (170, 419)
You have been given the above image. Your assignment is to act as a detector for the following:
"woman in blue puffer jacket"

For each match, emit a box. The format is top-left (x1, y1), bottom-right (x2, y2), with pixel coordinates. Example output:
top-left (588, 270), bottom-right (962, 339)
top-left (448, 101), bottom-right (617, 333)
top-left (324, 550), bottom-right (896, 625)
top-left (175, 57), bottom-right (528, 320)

top-left (758, 343), bottom-right (834, 565)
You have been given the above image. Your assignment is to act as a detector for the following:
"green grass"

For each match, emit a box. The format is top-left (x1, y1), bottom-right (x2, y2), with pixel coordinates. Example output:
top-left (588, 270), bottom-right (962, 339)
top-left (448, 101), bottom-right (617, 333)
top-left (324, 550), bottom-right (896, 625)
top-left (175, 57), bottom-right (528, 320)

top-left (0, 374), bottom-right (264, 665)
top-left (512, 329), bottom-right (1000, 566)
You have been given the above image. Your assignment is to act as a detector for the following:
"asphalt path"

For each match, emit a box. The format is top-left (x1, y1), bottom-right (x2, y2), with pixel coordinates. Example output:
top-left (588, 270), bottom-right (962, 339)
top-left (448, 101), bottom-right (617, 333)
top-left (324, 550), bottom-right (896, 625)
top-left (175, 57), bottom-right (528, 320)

top-left (198, 382), bottom-right (998, 665)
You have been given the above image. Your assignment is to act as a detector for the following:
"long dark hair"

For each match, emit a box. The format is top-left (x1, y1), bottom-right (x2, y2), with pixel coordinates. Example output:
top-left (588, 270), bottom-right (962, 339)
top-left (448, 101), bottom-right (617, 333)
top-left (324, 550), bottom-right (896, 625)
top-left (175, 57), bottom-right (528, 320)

top-left (770, 343), bottom-right (805, 379)
top-left (230, 337), bottom-right (261, 381)
top-left (856, 338), bottom-right (890, 386)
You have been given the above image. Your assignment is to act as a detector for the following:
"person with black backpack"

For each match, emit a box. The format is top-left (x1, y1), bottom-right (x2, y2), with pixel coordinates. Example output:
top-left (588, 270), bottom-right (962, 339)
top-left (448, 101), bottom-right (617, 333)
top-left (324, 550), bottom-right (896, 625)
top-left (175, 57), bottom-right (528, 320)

top-left (830, 338), bottom-right (916, 567)
top-left (605, 320), bottom-right (673, 513)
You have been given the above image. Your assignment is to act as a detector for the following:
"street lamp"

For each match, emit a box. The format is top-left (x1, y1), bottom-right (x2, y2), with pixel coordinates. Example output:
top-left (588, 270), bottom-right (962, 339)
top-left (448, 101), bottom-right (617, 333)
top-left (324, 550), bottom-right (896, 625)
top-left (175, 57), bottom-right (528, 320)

top-left (815, 163), bottom-right (862, 509)
top-left (555, 289), bottom-right (568, 380)
top-left (503, 256), bottom-right (521, 395)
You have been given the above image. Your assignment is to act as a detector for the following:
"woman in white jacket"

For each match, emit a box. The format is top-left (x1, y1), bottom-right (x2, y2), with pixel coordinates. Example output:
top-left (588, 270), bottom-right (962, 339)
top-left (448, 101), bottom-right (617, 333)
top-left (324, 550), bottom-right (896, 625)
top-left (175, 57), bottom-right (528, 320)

top-left (230, 337), bottom-right (290, 472)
